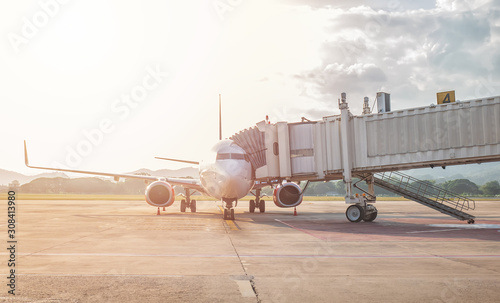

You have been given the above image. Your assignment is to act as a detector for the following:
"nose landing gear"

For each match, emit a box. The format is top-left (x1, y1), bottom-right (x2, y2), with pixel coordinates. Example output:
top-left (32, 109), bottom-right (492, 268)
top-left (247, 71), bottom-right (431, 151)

top-left (223, 200), bottom-right (235, 220)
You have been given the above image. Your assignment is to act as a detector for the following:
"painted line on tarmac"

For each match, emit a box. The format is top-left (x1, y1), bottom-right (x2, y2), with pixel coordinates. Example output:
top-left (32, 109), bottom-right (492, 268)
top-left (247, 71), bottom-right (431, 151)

top-left (429, 224), bottom-right (500, 229)
top-left (7, 252), bottom-right (500, 259)
top-left (226, 220), bottom-right (241, 231)
top-left (18, 273), bottom-right (184, 278)
top-left (407, 229), bottom-right (461, 234)
top-left (275, 219), bottom-right (324, 240)
top-left (244, 254), bottom-right (500, 259)
top-left (11, 252), bottom-right (240, 258)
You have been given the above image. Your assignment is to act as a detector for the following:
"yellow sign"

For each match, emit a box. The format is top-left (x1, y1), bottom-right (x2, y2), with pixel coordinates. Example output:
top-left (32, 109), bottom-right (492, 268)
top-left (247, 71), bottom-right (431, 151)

top-left (437, 91), bottom-right (455, 104)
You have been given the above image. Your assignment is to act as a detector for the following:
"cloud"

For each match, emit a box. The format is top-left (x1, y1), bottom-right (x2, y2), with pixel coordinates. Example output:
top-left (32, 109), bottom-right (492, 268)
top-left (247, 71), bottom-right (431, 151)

top-left (289, 0), bottom-right (500, 113)
top-left (436, 0), bottom-right (493, 11)
top-left (279, 0), bottom-right (435, 11)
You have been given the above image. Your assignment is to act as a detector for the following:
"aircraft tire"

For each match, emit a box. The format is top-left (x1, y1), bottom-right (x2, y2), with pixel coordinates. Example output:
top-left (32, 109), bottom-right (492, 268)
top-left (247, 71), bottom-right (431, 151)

top-left (191, 200), bottom-right (196, 213)
top-left (363, 211), bottom-right (377, 222)
top-left (249, 200), bottom-right (255, 213)
top-left (346, 205), bottom-right (364, 223)
top-left (230, 209), bottom-right (235, 220)
top-left (259, 200), bottom-right (265, 213)
top-left (180, 200), bottom-right (186, 212)
top-left (223, 209), bottom-right (228, 220)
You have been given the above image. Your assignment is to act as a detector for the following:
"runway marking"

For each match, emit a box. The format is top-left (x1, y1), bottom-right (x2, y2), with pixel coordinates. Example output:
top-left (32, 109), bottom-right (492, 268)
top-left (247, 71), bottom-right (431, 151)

top-left (407, 229), bottom-right (461, 234)
top-left (225, 220), bottom-right (241, 231)
top-left (11, 252), bottom-right (500, 259)
top-left (18, 273), bottom-right (184, 278)
top-left (275, 219), bottom-right (324, 240)
top-left (429, 224), bottom-right (500, 229)
top-left (10, 252), bottom-right (240, 258)
top-left (217, 206), bottom-right (241, 230)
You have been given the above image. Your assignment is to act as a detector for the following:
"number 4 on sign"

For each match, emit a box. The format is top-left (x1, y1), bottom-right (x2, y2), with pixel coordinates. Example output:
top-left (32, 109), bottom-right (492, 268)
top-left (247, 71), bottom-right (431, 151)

top-left (443, 93), bottom-right (450, 103)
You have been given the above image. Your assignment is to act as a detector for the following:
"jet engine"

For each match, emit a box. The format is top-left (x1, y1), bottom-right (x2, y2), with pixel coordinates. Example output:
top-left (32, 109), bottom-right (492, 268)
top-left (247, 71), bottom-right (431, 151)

top-left (145, 181), bottom-right (175, 208)
top-left (273, 182), bottom-right (303, 208)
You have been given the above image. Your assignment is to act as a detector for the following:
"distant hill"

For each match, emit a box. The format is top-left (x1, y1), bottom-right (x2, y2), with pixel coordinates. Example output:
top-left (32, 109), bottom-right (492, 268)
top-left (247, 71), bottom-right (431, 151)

top-left (405, 162), bottom-right (500, 184)
top-left (0, 167), bottom-right (198, 186)
top-left (20, 177), bottom-right (148, 195)
top-left (127, 167), bottom-right (197, 178)
top-left (1, 161), bottom-right (498, 187)
top-left (0, 169), bottom-right (68, 186)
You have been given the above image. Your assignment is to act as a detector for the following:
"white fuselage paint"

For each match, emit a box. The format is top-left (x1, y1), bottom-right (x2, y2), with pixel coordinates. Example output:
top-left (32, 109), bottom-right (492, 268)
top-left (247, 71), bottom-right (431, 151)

top-left (199, 140), bottom-right (254, 201)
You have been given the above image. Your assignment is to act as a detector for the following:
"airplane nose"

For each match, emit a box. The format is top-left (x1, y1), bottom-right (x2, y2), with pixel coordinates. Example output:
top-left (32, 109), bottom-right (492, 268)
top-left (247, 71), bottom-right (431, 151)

top-left (200, 157), bottom-right (253, 201)
top-left (219, 174), bottom-right (246, 198)
top-left (217, 163), bottom-right (252, 199)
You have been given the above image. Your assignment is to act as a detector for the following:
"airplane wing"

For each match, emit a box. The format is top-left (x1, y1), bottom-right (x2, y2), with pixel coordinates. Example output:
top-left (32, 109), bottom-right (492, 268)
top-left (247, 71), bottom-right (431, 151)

top-left (24, 141), bottom-right (205, 193)
top-left (154, 157), bottom-right (199, 165)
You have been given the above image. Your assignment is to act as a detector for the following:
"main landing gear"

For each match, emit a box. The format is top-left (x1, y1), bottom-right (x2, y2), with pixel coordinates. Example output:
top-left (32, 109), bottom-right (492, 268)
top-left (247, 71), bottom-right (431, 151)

top-left (249, 188), bottom-right (265, 213)
top-left (223, 200), bottom-right (235, 220)
top-left (180, 188), bottom-right (196, 213)
top-left (345, 204), bottom-right (378, 223)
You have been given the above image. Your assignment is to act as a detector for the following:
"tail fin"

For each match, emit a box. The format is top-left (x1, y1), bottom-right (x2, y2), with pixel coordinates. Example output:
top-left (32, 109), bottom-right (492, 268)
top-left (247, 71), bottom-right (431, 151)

top-left (219, 94), bottom-right (222, 140)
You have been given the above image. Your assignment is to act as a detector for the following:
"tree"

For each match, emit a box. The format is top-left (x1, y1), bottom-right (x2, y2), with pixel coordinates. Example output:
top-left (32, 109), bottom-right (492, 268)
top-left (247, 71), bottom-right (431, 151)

top-left (308, 182), bottom-right (335, 195)
top-left (332, 181), bottom-right (346, 196)
top-left (442, 179), bottom-right (481, 195)
top-left (20, 177), bottom-right (66, 193)
top-left (480, 181), bottom-right (500, 196)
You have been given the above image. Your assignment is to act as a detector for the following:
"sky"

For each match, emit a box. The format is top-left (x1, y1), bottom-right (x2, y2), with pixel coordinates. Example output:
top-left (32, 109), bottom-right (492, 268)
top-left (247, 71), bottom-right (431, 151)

top-left (1, 0), bottom-right (499, 176)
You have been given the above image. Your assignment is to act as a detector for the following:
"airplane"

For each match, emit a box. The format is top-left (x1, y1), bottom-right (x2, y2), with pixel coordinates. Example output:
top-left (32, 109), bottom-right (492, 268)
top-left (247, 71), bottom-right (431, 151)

top-left (24, 97), bottom-right (303, 220)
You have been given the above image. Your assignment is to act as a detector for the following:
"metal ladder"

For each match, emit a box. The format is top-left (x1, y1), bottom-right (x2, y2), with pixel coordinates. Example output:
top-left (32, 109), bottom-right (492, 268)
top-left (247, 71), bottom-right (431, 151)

top-left (373, 171), bottom-right (476, 223)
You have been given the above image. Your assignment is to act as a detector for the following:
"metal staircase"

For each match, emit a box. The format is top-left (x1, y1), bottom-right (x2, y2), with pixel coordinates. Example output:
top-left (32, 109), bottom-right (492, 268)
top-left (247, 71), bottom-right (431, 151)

top-left (373, 171), bottom-right (476, 223)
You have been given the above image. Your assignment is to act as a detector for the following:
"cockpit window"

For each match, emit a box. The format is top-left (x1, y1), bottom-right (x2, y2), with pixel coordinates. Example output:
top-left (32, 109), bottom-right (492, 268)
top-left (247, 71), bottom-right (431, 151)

top-left (216, 153), bottom-right (247, 161)
top-left (217, 153), bottom-right (230, 160)
top-left (231, 153), bottom-right (245, 160)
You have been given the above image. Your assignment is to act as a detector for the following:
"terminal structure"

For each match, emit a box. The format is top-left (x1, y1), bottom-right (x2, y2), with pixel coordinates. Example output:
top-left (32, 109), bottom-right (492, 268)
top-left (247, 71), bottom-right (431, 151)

top-left (232, 93), bottom-right (500, 223)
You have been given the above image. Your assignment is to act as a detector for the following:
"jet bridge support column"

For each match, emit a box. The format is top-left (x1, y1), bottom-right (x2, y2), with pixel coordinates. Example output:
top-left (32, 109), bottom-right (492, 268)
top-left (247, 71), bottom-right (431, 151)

top-left (339, 93), bottom-right (355, 203)
top-left (339, 93), bottom-right (376, 222)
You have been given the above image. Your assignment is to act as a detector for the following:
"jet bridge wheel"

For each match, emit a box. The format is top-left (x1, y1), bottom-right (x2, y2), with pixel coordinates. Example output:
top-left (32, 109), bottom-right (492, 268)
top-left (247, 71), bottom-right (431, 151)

top-left (363, 211), bottom-right (378, 222)
top-left (362, 205), bottom-right (378, 222)
top-left (180, 199), bottom-right (187, 212)
top-left (346, 205), bottom-right (365, 223)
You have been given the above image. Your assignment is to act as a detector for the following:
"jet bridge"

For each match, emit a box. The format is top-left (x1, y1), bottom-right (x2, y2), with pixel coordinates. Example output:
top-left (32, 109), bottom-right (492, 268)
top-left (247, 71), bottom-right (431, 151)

top-left (231, 94), bottom-right (500, 223)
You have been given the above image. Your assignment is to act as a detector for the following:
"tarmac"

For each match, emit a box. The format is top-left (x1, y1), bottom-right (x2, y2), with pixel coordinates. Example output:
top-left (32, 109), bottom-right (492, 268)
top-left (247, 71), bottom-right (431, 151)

top-left (2, 198), bottom-right (500, 302)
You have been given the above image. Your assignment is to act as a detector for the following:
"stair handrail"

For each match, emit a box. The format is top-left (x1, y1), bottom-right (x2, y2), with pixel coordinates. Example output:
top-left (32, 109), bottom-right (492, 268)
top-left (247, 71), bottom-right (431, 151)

top-left (374, 171), bottom-right (475, 211)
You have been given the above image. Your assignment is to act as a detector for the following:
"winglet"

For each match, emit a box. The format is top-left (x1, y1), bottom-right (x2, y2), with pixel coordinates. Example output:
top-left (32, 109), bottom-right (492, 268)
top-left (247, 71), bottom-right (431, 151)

top-left (24, 140), bottom-right (31, 167)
